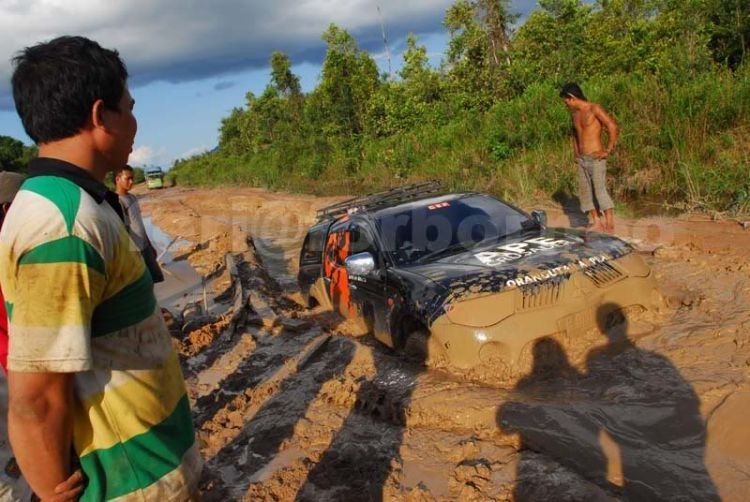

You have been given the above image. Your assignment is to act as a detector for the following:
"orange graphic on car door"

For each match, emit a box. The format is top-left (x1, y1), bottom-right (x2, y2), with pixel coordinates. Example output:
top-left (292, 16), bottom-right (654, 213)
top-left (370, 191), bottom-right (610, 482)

top-left (323, 230), bottom-right (354, 317)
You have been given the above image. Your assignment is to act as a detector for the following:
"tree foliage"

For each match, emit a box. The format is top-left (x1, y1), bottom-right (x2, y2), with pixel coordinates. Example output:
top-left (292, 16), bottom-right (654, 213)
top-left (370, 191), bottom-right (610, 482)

top-left (443, 0), bottom-right (516, 109)
top-left (0, 135), bottom-right (36, 172)
top-left (173, 0), bottom-right (750, 212)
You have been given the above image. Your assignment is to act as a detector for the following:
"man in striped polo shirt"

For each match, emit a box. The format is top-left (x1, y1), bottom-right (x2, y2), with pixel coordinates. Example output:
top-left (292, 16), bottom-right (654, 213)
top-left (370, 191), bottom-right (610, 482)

top-left (1, 36), bottom-right (201, 500)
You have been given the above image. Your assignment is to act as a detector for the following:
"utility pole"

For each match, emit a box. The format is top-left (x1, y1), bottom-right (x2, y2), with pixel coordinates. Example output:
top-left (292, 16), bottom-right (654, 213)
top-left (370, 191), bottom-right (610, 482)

top-left (377, 5), bottom-right (393, 80)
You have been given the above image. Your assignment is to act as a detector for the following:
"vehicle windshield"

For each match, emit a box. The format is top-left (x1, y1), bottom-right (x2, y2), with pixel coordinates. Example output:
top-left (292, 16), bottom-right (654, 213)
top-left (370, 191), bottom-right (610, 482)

top-left (376, 194), bottom-right (533, 266)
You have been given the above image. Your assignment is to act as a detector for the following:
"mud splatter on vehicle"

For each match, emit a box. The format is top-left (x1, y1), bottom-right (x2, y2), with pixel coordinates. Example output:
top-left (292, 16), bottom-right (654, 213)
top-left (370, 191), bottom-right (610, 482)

top-left (299, 184), bottom-right (660, 378)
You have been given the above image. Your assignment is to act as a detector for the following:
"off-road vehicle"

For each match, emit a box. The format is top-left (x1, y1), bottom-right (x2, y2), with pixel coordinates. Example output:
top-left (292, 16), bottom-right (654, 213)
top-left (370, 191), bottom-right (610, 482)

top-left (298, 182), bottom-right (659, 375)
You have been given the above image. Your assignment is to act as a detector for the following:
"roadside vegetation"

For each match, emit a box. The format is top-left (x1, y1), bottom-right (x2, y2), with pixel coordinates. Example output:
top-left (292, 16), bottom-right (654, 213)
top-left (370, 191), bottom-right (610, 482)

top-left (172, 1), bottom-right (749, 213)
top-left (0, 135), bottom-right (36, 172)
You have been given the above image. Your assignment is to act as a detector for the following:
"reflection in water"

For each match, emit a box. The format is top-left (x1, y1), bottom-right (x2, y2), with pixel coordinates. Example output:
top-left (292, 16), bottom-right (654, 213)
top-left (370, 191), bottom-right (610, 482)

top-left (498, 304), bottom-right (719, 501)
top-left (205, 212), bottom-right (301, 291)
top-left (143, 217), bottom-right (212, 312)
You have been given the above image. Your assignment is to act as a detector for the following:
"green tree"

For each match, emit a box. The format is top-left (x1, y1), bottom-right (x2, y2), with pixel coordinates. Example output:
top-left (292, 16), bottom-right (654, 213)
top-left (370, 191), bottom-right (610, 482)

top-left (218, 52), bottom-right (305, 157)
top-left (219, 107), bottom-right (246, 154)
top-left (132, 167), bottom-right (146, 184)
top-left (509, 0), bottom-right (594, 89)
top-left (315, 24), bottom-right (380, 137)
top-left (366, 34), bottom-right (446, 137)
top-left (270, 51), bottom-right (302, 97)
top-left (444, 0), bottom-right (516, 109)
top-left (0, 135), bottom-right (30, 171)
top-left (707, 0), bottom-right (749, 69)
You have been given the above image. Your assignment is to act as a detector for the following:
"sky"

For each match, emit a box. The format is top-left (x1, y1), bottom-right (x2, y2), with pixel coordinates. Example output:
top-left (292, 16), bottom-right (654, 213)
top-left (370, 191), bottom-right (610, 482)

top-left (0, 0), bottom-right (538, 168)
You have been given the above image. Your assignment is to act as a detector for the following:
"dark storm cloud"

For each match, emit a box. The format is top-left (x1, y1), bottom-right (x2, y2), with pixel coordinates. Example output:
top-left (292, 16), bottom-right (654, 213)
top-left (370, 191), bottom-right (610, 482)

top-left (0, 0), bottom-right (542, 109)
top-left (213, 80), bottom-right (237, 92)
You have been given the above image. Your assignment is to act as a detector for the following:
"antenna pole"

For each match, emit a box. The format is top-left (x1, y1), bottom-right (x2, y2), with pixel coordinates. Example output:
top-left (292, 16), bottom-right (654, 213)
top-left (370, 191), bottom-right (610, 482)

top-left (377, 5), bottom-right (393, 80)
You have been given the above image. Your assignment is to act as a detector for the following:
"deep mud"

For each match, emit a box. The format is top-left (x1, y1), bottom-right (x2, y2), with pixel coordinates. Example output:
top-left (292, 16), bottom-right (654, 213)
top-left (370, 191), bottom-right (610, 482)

top-left (135, 187), bottom-right (750, 501)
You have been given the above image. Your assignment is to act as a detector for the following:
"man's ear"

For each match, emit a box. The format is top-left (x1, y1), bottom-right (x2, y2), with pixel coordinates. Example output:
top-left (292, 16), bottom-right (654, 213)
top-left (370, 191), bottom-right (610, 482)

top-left (91, 99), bottom-right (108, 130)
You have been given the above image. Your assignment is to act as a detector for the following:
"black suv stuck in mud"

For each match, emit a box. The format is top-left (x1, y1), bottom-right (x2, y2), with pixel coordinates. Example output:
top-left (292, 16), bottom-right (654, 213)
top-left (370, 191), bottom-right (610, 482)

top-left (298, 182), bottom-right (659, 376)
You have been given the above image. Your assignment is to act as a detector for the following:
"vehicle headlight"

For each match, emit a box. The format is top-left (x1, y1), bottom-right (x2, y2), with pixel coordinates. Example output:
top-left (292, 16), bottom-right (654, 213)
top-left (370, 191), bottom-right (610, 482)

top-left (614, 253), bottom-right (651, 278)
top-left (445, 292), bottom-right (515, 328)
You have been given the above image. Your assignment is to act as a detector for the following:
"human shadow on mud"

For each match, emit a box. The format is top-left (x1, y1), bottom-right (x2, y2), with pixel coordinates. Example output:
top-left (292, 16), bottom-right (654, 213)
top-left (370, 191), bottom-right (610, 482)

top-left (584, 303), bottom-right (719, 500)
top-left (295, 340), bottom-right (426, 501)
top-left (552, 190), bottom-right (590, 228)
top-left (497, 337), bottom-right (603, 501)
top-left (498, 304), bottom-right (719, 501)
top-left (200, 336), bottom-right (356, 501)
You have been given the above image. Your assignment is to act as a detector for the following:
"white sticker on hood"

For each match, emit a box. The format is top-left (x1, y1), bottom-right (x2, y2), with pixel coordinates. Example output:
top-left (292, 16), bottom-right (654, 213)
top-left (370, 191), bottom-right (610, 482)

top-left (474, 237), bottom-right (573, 267)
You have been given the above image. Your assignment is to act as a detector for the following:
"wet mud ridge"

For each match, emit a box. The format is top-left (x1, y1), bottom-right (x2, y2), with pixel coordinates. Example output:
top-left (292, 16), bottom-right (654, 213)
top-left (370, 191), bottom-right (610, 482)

top-left (144, 188), bottom-right (750, 501)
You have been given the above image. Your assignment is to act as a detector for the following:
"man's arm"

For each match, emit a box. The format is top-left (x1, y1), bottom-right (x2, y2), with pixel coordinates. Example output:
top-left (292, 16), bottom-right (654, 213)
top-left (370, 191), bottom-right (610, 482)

top-left (8, 371), bottom-right (76, 500)
top-left (594, 105), bottom-right (618, 156)
top-left (569, 126), bottom-right (581, 160)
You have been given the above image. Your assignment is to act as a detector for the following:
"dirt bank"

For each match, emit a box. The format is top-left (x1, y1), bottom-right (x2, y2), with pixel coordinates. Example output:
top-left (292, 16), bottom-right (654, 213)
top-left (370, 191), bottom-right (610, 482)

top-left (141, 186), bottom-right (750, 501)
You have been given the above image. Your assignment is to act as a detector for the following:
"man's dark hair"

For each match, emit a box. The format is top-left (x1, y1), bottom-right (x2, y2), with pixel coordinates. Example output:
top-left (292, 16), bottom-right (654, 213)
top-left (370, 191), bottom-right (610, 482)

top-left (560, 83), bottom-right (586, 101)
top-left (115, 165), bottom-right (134, 177)
top-left (11, 36), bottom-right (128, 144)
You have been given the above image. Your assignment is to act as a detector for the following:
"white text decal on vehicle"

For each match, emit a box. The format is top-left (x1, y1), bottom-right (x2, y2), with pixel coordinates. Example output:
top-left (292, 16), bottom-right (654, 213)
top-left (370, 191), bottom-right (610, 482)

top-left (505, 254), bottom-right (610, 289)
top-left (474, 237), bottom-right (572, 267)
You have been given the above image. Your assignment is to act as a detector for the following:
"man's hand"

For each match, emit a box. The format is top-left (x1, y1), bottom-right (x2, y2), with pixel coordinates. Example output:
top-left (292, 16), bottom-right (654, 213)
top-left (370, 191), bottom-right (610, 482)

top-left (48, 470), bottom-right (85, 502)
top-left (592, 150), bottom-right (609, 160)
top-left (593, 104), bottom-right (618, 154)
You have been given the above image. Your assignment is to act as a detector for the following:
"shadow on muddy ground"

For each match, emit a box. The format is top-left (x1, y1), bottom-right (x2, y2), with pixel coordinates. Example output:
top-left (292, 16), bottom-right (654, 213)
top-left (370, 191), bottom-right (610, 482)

top-left (199, 335), bottom-right (356, 501)
top-left (295, 345), bottom-right (426, 501)
top-left (552, 190), bottom-right (590, 228)
top-left (497, 303), bottom-right (719, 501)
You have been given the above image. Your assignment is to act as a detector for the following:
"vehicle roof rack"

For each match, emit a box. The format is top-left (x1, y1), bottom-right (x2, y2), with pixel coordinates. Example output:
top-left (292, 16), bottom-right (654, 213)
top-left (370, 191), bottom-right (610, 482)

top-left (316, 180), bottom-right (443, 222)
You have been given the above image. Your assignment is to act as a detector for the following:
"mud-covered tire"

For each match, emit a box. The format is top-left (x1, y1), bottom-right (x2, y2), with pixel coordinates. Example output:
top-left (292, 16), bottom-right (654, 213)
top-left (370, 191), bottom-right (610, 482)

top-left (404, 330), bottom-right (448, 368)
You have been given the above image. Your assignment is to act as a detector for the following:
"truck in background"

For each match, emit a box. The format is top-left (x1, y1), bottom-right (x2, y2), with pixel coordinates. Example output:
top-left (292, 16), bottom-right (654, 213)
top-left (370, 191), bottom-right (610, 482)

top-left (146, 167), bottom-right (164, 189)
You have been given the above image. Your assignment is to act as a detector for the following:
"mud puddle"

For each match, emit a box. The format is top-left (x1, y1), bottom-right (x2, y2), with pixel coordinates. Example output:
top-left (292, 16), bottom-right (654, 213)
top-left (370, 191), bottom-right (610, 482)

top-left (145, 217), bottom-right (217, 313)
top-left (141, 187), bottom-right (750, 501)
top-left (198, 211), bottom-right (301, 292)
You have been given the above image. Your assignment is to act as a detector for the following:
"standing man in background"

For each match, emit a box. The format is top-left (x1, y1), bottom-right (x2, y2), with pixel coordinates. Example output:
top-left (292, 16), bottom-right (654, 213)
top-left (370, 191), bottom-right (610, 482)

top-left (560, 83), bottom-right (619, 233)
top-left (1, 35), bottom-right (201, 500)
top-left (115, 165), bottom-right (164, 283)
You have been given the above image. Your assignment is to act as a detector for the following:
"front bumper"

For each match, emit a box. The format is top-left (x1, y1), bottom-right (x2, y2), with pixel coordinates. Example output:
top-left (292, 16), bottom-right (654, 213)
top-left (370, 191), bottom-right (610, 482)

top-left (430, 268), bottom-right (660, 371)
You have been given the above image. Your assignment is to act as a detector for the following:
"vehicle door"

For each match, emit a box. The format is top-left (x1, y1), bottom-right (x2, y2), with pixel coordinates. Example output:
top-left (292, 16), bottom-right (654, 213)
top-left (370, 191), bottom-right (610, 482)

top-left (346, 221), bottom-right (391, 345)
top-left (298, 222), bottom-right (329, 305)
top-left (322, 220), bottom-right (353, 317)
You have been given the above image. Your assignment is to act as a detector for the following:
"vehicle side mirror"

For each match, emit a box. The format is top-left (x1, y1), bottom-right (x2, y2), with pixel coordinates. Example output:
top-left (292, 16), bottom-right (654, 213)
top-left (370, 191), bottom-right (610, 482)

top-left (345, 252), bottom-right (376, 276)
top-left (531, 210), bottom-right (547, 229)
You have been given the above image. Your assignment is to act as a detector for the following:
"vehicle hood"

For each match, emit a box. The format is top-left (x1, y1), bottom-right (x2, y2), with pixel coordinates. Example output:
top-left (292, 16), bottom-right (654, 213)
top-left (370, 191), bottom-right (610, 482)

top-left (395, 228), bottom-right (633, 324)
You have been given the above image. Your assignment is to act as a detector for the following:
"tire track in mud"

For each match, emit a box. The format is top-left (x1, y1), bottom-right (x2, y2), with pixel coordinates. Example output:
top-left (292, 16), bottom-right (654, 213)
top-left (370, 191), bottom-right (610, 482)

top-left (144, 189), bottom-right (750, 501)
top-left (185, 247), bottom-right (616, 500)
top-left (176, 229), bottom-right (526, 500)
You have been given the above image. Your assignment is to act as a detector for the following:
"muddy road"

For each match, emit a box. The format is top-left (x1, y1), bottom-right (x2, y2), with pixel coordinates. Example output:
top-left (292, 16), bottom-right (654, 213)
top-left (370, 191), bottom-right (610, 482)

top-left (139, 187), bottom-right (750, 501)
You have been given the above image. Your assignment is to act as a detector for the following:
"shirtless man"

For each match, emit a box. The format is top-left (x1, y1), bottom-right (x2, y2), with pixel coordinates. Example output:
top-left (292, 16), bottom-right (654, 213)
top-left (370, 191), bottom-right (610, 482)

top-left (560, 83), bottom-right (619, 232)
